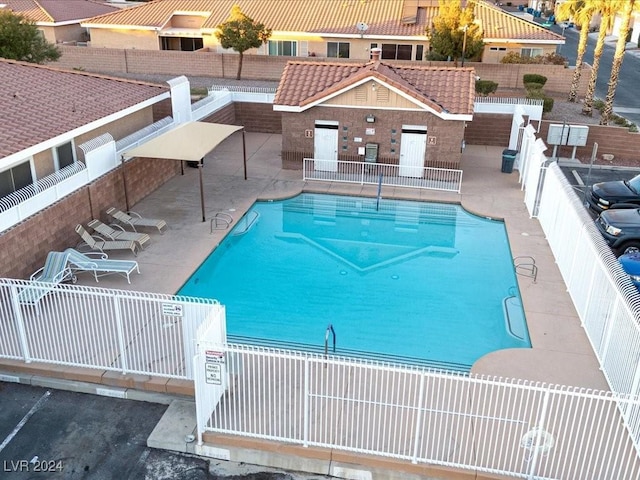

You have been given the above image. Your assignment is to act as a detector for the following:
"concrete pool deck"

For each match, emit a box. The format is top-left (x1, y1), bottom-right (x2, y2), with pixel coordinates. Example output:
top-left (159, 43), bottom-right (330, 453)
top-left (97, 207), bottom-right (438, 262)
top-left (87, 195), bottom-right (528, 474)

top-left (87, 132), bottom-right (606, 390)
top-left (0, 133), bottom-right (611, 480)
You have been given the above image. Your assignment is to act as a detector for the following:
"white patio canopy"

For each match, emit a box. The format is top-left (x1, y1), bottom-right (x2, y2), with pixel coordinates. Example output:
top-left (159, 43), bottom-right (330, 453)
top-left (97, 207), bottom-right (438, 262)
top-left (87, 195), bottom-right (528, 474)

top-left (122, 122), bottom-right (245, 221)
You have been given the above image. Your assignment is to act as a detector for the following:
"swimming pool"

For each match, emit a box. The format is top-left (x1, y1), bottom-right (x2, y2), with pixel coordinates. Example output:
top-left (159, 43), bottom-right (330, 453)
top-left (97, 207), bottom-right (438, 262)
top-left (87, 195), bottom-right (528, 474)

top-left (179, 193), bottom-right (530, 370)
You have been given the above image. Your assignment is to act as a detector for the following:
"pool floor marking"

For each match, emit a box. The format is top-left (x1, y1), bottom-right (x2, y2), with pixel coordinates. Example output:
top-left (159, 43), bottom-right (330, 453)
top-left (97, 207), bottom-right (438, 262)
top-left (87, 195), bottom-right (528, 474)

top-left (0, 390), bottom-right (51, 453)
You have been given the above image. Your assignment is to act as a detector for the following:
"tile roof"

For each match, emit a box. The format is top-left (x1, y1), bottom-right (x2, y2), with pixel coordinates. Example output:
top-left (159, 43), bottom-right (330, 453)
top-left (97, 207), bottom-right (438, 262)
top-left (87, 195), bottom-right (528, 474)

top-left (82, 0), bottom-right (562, 43)
top-left (0, 59), bottom-right (169, 159)
top-left (2, 0), bottom-right (119, 24)
top-left (274, 60), bottom-right (475, 116)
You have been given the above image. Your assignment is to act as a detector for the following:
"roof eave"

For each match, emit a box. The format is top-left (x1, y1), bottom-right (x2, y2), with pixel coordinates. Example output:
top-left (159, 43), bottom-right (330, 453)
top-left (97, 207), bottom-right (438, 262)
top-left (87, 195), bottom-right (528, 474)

top-left (1, 91), bottom-right (170, 168)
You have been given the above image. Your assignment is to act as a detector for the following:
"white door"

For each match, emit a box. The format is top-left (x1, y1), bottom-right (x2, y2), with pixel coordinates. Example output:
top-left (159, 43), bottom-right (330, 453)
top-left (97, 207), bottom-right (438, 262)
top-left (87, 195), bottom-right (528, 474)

top-left (314, 122), bottom-right (339, 172)
top-left (399, 126), bottom-right (427, 177)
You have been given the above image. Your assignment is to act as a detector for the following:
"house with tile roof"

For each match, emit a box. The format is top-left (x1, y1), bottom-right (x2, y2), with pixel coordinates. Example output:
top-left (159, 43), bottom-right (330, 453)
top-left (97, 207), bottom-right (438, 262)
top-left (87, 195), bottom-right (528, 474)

top-left (81, 0), bottom-right (563, 63)
top-left (0, 59), bottom-right (170, 203)
top-left (1, 0), bottom-right (120, 44)
top-left (274, 49), bottom-right (475, 170)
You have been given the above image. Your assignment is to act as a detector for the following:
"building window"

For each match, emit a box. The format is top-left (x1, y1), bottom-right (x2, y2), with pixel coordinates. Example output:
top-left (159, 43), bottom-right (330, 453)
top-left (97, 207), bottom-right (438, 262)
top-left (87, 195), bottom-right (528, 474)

top-left (268, 40), bottom-right (297, 56)
top-left (0, 161), bottom-right (33, 199)
top-left (521, 47), bottom-right (543, 58)
top-left (160, 37), bottom-right (203, 51)
top-left (54, 141), bottom-right (76, 170)
top-left (415, 45), bottom-right (424, 61)
top-left (490, 47), bottom-right (507, 51)
top-left (327, 42), bottom-right (350, 58)
top-left (381, 44), bottom-right (412, 60)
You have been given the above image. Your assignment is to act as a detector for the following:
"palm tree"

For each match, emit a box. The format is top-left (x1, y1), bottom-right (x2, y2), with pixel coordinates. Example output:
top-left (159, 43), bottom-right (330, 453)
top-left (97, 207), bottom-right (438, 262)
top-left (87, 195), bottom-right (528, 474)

top-left (582, 0), bottom-right (624, 116)
top-left (600, 0), bottom-right (637, 125)
top-left (555, 0), bottom-right (595, 102)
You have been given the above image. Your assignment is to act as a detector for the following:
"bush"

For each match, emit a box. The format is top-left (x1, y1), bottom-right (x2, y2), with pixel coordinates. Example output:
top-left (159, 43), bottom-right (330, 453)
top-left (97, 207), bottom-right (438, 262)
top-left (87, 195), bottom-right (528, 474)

top-left (523, 74), bottom-right (548, 86)
top-left (593, 99), bottom-right (605, 112)
top-left (475, 79), bottom-right (498, 96)
top-left (612, 115), bottom-right (628, 126)
top-left (629, 124), bottom-right (638, 133)
top-left (542, 96), bottom-right (554, 113)
top-left (500, 52), bottom-right (568, 65)
top-left (524, 82), bottom-right (544, 92)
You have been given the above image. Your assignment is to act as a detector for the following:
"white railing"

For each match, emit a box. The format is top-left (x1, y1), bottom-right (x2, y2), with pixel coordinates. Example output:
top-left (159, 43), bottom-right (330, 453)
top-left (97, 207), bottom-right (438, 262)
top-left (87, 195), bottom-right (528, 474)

top-left (208, 85), bottom-right (277, 94)
top-left (303, 159), bottom-right (463, 193)
top-left (196, 343), bottom-right (640, 479)
top-left (115, 116), bottom-right (174, 155)
top-left (0, 278), bottom-right (223, 380)
top-left (535, 163), bottom-right (640, 449)
top-left (0, 162), bottom-right (89, 232)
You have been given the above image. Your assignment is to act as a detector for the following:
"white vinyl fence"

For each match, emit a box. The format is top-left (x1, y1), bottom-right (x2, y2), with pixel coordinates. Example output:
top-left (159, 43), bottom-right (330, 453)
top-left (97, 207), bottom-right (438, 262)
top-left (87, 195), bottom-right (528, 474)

top-left (303, 158), bottom-right (463, 193)
top-left (195, 343), bottom-right (640, 479)
top-left (0, 279), bottom-right (223, 379)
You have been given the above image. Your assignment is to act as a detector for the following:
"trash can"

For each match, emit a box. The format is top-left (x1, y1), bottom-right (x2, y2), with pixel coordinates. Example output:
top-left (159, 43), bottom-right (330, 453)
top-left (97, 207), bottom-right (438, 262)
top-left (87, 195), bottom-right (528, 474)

top-left (501, 149), bottom-right (518, 173)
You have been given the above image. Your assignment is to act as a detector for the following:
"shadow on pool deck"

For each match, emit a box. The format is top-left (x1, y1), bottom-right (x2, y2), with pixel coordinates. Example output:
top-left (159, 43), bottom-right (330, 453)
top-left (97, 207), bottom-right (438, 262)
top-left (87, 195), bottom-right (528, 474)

top-left (77, 134), bottom-right (607, 390)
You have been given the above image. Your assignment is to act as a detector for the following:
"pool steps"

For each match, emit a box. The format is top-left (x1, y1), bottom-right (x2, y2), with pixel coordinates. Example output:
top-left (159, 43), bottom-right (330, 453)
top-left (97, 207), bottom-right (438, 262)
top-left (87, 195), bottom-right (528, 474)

top-left (231, 211), bottom-right (260, 236)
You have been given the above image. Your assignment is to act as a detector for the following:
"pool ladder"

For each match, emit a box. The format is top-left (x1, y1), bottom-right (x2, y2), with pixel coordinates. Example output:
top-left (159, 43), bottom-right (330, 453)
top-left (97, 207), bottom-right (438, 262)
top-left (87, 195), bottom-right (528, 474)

top-left (514, 256), bottom-right (538, 283)
top-left (210, 212), bottom-right (233, 233)
top-left (325, 324), bottom-right (336, 360)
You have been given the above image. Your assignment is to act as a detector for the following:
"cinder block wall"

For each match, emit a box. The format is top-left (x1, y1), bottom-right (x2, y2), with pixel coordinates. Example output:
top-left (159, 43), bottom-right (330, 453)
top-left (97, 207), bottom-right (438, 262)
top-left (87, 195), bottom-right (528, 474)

top-left (465, 114), bottom-right (512, 147)
top-left (54, 46), bottom-right (587, 95)
top-left (234, 103), bottom-right (281, 133)
top-left (0, 158), bottom-right (180, 280)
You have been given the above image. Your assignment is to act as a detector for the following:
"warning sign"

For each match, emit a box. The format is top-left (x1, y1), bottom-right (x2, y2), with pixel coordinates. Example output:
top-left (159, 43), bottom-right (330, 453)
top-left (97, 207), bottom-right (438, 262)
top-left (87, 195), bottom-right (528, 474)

top-left (205, 363), bottom-right (222, 385)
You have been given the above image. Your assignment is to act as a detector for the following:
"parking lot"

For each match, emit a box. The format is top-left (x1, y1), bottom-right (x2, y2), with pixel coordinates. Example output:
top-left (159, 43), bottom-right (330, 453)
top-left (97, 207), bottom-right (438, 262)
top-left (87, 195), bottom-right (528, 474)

top-left (0, 382), bottom-right (324, 480)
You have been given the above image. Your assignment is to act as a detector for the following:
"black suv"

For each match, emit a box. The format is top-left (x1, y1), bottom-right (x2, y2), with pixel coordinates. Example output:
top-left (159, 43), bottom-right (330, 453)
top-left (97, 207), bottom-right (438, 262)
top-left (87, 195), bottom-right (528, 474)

top-left (596, 208), bottom-right (640, 255)
top-left (587, 174), bottom-right (640, 213)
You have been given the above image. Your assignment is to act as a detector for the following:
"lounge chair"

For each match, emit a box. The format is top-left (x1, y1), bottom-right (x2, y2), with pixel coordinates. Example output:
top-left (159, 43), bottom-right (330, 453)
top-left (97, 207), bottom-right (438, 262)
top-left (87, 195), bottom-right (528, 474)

top-left (87, 219), bottom-right (151, 250)
top-left (75, 224), bottom-right (140, 256)
top-left (17, 251), bottom-right (75, 306)
top-left (65, 248), bottom-right (140, 284)
top-left (105, 207), bottom-right (167, 234)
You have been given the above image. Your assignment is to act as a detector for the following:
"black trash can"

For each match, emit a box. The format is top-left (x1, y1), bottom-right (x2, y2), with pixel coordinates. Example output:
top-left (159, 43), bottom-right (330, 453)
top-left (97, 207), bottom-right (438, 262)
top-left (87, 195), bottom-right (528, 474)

top-left (501, 149), bottom-right (518, 173)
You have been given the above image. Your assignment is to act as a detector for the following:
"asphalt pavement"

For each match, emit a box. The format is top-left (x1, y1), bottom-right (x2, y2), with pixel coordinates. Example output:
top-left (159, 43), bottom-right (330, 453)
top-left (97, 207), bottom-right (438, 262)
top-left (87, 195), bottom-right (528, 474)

top-left (0, 382), bottom-right (325, 480)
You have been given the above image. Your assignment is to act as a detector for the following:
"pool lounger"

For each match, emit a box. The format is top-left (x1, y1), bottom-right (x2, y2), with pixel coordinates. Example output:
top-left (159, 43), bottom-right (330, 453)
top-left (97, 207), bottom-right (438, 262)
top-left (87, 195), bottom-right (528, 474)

top-left (65, 248), bottom-right (140, 284)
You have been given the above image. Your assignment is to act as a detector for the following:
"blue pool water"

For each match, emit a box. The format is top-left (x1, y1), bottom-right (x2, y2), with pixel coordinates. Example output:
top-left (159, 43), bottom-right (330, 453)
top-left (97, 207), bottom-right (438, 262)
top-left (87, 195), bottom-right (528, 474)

top-left (179, 193), bottom-right (530, 370)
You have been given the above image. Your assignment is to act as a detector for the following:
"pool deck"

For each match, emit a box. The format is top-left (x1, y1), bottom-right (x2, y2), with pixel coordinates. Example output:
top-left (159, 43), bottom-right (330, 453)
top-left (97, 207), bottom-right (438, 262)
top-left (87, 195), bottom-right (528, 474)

top-left (1, 133), bottom-right (612, 480)
top-left (89, 133), bottom-right (606, 391)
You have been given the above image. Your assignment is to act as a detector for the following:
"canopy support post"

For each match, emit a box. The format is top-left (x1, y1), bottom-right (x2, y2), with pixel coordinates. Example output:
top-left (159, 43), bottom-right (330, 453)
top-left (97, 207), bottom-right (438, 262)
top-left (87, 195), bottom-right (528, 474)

top-left (198, 159), bottom-right (205, 222)
top-left (120, 155), bottom-right (130, 211)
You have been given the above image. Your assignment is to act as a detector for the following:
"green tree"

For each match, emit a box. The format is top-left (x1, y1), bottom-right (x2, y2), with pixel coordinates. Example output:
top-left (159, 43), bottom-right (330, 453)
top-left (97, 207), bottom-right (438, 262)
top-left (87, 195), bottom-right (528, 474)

top-left (555, 0), bottom-right (596, 102)
top-left (581, 0), bottom-right (623, 116)
top-left (427, 0), bottom-right (483, 66)
top-left (601, 0), bottom-right (639, 125)
top-left (215, 5), bottom-right (271, 80)
top-left (0, 10), bottom-right (60, 63)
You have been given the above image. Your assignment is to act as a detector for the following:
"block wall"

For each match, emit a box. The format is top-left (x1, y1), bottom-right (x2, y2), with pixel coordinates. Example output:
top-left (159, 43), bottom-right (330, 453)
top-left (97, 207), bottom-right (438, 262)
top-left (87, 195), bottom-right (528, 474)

top-left (54, 46), bottom-right (587, 95)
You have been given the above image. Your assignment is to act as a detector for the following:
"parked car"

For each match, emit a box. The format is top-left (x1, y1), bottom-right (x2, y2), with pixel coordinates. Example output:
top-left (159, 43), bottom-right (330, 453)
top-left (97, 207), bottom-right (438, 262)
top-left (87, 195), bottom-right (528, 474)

top-left (586, 174), bottom-right (640, 214)
top-left (618, 252), bottom-right (640, 289)
top-left (595, 207), bottom-right (640, 255)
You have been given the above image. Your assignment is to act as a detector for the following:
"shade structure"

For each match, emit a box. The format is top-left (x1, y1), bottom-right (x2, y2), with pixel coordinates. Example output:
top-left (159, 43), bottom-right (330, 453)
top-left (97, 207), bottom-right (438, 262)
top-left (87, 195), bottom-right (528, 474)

top-left (123, 122), bottom-right (243, 161)
top-left (121, 122), bottom-right (245, 221)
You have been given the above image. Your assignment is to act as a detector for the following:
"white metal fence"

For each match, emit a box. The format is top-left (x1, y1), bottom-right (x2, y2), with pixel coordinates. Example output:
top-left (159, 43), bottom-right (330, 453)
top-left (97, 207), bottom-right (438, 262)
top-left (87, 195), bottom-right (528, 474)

top-left (303, 158), bottom-right (463, 193)
top-left (0, 278), bottom-right (223, 379)
top-left (536, 163), bottom-right (640, 448)
top-left (195, 343), bottom-right (640, 479)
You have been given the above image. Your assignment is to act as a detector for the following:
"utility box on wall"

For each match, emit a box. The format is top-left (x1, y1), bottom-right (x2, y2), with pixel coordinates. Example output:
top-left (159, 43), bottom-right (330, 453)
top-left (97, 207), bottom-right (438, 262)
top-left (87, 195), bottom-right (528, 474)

top-left (364, 143), bottom-right (378, 163)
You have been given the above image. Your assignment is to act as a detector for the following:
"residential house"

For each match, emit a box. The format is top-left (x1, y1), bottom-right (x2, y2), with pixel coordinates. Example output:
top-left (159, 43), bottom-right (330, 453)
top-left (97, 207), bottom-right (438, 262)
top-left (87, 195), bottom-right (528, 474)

top-left (81, 0), bottom-right (563, 63)
top-left (1, 0), bottom-right (120, 45)
top-left (0, 59), bottom-right (170, 202)
top-left (274, 49), bottom-right (475, 170)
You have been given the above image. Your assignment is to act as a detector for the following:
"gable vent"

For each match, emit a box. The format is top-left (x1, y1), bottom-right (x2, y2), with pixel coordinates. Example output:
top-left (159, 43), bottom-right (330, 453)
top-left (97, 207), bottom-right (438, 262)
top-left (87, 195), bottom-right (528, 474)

top-left (355, 85), bottom-right (368, 102)
top-left (376, 87), bottom-right (389, 103)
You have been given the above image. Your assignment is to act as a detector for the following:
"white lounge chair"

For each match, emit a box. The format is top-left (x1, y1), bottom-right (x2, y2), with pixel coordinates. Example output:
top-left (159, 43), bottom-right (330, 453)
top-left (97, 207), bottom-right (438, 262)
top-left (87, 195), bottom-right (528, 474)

top-left (17, 251), bottom-right (75, 306)
top-left (87, 219), bottom-right (151, 250)
top-left (65, 248), bottom-right (140, 284)
top-left (75, 224), bottom-right (140, 256)
top-left (106, 207), bottom-right (167, 234)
